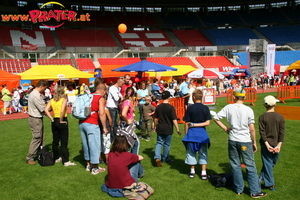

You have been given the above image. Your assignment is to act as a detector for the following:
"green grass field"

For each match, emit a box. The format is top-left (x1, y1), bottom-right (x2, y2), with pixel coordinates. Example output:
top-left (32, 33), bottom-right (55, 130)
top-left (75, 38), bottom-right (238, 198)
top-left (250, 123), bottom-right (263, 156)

top-left (1, 92), bottom-right (299, 200)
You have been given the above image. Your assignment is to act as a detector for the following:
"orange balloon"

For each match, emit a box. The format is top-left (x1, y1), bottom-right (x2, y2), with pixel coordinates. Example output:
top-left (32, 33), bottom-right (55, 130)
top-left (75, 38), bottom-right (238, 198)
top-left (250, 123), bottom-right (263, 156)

top-left (118, 23), bottom-right (127, 34)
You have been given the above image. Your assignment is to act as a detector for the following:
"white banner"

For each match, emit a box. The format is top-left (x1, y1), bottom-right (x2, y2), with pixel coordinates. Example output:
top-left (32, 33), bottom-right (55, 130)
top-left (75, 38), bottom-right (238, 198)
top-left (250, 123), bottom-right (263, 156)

top-left (267, 44), bottom-right (276, 77)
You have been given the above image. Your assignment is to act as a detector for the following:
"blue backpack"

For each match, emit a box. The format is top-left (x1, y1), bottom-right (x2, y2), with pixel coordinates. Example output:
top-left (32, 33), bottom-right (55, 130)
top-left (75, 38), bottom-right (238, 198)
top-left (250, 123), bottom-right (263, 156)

top-left (72, 94), bottom-right (96, 120)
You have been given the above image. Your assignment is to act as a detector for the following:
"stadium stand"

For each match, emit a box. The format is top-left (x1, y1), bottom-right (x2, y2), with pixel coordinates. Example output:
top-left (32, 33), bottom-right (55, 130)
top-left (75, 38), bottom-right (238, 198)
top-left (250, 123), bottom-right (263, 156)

top-left (202, 28), bottom-right (259, 46)
top-left (38, 59), bottom-right (74, 66)
top-left (98, 58), bottom-right (141, 65)
top-left (199, 11), bottom-right (245, 27)
top-left (234, 52), bottom-right (248, 66)
top-left (146, 57), bottom-right (197, 67)
top-left (115, 12), bottom-right (158, 27)
top-left (196, 56), bottom-right (234, 67)
top-left (159, 12), bottom-right (202, 28)
top-left (0, 59), bottom-right (31, 73)
top-left (172, 30), bottom-right (213, 46)
top-left (56, 29), bottom-right (118, 47)
top-left (256, 25), bottom-right (300, 45)
top-left (76, 58), bottom-right (96, 71)
top-left (282, 6), bottom-right (300, 23)
top-left (114, 30), bottom-right (174, 48)
top-left (235, 50), bottom-right (300, 66)
top-left (0, 26), bottom-right (55, 47)
top-left (75, 12), bottom-right (117, 27)
top-left (237, 8), bottom-right (288, 26)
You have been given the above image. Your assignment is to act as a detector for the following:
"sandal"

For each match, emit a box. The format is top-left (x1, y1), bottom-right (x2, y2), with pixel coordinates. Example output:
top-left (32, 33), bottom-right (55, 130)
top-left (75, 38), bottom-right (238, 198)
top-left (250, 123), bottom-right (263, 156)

top-left (188, 173), bottom-right (195, 178)
top-left (201, 174), bottom-right (208, 180)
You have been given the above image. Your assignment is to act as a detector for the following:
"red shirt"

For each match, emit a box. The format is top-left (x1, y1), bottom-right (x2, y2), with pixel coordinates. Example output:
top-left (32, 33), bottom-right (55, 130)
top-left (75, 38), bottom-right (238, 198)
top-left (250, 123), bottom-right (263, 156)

top-left (79, 94), bottom-right (102, 125)
top-left (106, 152), bottom-right (139, 189)
top-left (151, 101), bottom-right (158, 107)
top-left (121, 83), bottom-right (131, 97)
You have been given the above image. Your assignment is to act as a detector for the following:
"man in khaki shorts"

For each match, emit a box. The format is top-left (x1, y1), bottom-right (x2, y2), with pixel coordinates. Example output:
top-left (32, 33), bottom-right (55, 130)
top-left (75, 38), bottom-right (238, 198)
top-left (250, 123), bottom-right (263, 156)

top-left (26, 80), bottom-right (48, 165)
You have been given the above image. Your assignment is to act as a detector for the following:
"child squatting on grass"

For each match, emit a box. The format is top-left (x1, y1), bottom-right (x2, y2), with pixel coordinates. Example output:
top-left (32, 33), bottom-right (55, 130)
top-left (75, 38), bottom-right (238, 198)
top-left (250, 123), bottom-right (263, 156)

top-left (182, 89), bottom-right (211, 179)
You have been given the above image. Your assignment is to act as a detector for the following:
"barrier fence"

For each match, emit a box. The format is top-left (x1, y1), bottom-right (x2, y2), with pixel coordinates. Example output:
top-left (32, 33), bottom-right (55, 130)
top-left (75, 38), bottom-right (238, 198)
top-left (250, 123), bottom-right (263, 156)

top-left (226, 88), bottom-right (257, 106)
top-left (159, 97), bottom-right (185, 124)
top-left (276, 106), bottom-right (300, 120)
top-left (277, 86), bottom-right (300, 103)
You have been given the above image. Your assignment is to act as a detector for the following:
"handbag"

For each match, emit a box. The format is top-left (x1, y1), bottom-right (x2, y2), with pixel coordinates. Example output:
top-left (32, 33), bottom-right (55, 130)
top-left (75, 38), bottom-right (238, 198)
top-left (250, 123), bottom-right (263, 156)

top-left (123, 182), bottom-right (154, 200)
top-left (116, 121), bottom-right (137, 148)
top-left (38, 146), bottom-right (54, 166)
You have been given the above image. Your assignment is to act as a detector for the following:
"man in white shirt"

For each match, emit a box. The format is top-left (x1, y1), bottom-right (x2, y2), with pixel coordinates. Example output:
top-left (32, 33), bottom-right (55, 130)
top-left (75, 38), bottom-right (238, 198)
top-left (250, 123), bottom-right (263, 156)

top-left (106, 78), bottom-right (124, 142)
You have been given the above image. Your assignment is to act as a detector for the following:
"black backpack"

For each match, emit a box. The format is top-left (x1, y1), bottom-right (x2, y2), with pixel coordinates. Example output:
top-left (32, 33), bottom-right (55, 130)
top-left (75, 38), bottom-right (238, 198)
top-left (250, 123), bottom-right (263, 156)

top-left (38, 146), bottom-right (54, 167)
top-left (209, 173), bottom-right (233, 188)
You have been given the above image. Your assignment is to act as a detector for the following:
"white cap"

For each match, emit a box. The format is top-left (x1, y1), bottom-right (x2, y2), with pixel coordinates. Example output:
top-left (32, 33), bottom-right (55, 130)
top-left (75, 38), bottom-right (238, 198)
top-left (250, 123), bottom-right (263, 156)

top-left (264, 95), bottom-right (279, 106)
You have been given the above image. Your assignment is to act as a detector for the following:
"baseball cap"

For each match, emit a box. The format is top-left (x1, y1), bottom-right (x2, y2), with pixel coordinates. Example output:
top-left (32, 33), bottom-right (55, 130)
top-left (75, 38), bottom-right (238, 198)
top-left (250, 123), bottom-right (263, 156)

top-left (161, 91), bottom-right (171, 100)
top-left (233, 87), bottom-right (246, 97)
top-left (264, 95), bottom-right (279, 106)
top-left (28, 85), bottom-right (33, 89)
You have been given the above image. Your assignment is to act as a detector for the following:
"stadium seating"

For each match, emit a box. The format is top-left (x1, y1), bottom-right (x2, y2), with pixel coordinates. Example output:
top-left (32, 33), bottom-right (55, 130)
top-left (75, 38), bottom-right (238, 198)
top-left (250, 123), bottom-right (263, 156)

top-left (233, 52), bottom-right (248, 66)
top-left (98, 58), bottom-right (141, 65)
top-left (38, 59), bottom-right (74, 66)
top-left (172, 30), bottom-right (212, 46)
top-left (146, 57), bottom-right (196, 67)
top-left (75, 11), bottom-right (117, 27)
top-left (0, 59), bottom-right (31, 73)
top-left (235, 50), bottom-right (300, 66)
top-left (256, 25), bottom-right (300, 45)
top-left (237, 8), bottom-right (288, 26)
top-left (76, 58), bottom-right (96, 71)
top-left (115, 12), bottom-right (158, 27)
top-left (114, 30), bottom-right (174, 48)
top-left (159, 12), bottom-right (202, 28)
top-left (199, 11), bottom-right (245, 27)
top-left (202, 28), bottom-right (259, 45)
top-left (196, 56), bottom-right (234, 67)
top-left (282, 7), bottom-right (300, 23)
top-left (0, 26), bottom-right (55, 47)
top-left (56, 29), bottom-right (118, 47)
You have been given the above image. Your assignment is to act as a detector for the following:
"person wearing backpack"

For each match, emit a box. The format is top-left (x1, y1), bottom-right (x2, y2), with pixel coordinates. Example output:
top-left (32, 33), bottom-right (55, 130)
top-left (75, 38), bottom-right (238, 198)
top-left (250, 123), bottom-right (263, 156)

top-left (44, 85), bottom-right (76, 167)
top-left (79, 83), bottom-right (108, 175)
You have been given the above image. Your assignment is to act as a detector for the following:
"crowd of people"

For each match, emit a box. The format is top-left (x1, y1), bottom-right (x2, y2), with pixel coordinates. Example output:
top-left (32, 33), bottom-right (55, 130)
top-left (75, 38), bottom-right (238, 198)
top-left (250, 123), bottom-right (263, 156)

top-left (0, 72), bottom-right (287, 198)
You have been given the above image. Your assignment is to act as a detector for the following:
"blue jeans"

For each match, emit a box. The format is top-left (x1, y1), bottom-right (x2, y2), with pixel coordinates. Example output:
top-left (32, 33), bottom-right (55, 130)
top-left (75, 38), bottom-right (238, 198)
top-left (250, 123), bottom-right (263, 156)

top-left (154, 134), bottom-right (172, 162)
top-left (108, 107), bottom-right (119, 142)
top-left (138, 104), bottom-right (144, 128)
top-left (129, 162), bottom-right (144, 182)
top-left (131, 138), bottom-right (140, 155)
top-left (79, 123), bottom-right (101, 164)
top-left (228, 140), bottom-right (261, 195)
top-left (259, 144), bottom-right (279, 187)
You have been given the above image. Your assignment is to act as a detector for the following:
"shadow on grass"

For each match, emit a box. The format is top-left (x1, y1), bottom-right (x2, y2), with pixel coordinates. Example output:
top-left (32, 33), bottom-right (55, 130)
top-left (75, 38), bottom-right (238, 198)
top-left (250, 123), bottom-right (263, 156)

top-left (72, 148), bottom-right (86, 168)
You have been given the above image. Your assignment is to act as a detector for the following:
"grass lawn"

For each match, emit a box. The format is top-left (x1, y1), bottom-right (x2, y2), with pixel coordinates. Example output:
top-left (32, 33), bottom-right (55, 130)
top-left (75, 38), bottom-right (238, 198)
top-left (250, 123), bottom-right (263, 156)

top-left (0, 92), bottom-right (299, 200)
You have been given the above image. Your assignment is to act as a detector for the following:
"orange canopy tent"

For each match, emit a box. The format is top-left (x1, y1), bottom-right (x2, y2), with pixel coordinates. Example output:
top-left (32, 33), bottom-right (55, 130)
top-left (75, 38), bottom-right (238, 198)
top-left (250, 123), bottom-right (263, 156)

top-left (97, 65), bottom-right (149, 83)
top-left (0, 69), bottom-right (21, 91)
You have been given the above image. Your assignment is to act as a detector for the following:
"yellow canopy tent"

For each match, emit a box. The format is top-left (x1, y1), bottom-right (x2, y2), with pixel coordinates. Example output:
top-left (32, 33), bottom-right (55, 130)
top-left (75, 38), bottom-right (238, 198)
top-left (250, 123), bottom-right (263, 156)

top-left (147, 65), bottom-right (196, 77)
top-left (19, 65), bottom-right (93, 80)
top-left (284, 60), bottom-right (300, 71)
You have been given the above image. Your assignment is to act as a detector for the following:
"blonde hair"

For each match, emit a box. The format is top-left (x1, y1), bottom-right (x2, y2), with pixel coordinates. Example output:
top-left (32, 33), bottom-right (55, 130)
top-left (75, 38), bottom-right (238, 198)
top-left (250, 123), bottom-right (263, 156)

top-left (53, 85), bottom-right (65, 101)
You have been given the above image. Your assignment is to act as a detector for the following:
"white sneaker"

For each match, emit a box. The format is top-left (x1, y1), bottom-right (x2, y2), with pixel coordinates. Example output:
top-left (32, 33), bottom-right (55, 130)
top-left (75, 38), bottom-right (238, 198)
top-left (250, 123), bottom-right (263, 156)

top-left (91, 167), bottom-right (106, 175)
top-left (86, 165), bottom-right (91, 171)
top-left (55, 157), bottom-right (62, 163)
top-left (64, 161), bottom-right (76, 167)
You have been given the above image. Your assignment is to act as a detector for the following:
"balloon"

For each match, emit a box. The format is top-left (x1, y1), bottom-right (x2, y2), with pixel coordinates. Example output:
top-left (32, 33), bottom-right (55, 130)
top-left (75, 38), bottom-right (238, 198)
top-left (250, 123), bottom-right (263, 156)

top-left (118, 23), bottom-right (127, 34)
top-left (134, 77), bottom-right (140, 82)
